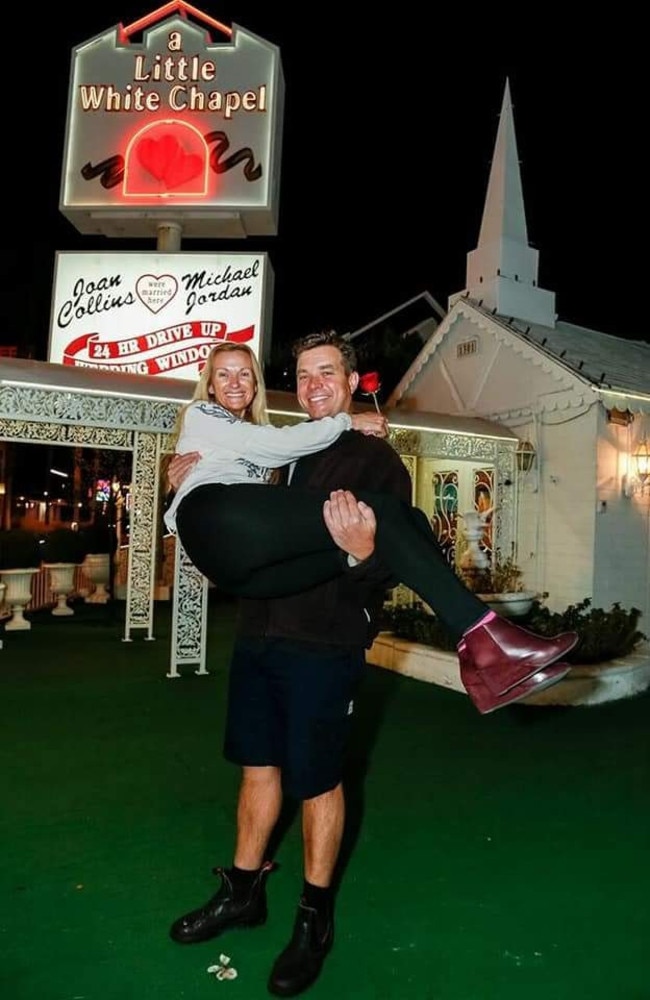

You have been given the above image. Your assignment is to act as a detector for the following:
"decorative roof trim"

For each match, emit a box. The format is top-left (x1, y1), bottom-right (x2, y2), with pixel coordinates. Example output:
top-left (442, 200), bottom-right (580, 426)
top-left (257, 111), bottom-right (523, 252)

top-left (389, 300), bottom-right (587, 410)
top-left (596, 389), bottom-right (650, 416)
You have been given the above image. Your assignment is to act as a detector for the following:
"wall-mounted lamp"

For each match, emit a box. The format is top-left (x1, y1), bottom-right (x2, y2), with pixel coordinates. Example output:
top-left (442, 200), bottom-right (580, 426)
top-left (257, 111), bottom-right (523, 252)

top-left (623, 436), bottom-right (650, 497)
top-left (633, 437), bottom-right (649, 487)
top-left (516, 440), bottom-right (536, 473)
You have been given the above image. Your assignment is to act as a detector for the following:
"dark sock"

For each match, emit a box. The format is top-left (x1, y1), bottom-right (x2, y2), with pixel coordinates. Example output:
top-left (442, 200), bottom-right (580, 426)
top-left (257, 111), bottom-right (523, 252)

top-left (302, 881), bottom-right (333, 940)
top-left (229, 865), bottom-right (262, 890)
top-left (302, 880), bottom-right (333, 913)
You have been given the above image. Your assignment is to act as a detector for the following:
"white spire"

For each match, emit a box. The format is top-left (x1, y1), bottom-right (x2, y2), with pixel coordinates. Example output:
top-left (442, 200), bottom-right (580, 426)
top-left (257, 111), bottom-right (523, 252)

top-left (451, 79), bottom-right (556, 328)
top-left (477, 79), bottom-right (528, 247)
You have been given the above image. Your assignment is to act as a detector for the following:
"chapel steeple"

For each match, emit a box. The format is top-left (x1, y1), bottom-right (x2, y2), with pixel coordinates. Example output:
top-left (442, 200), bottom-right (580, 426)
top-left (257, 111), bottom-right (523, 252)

top-left (452, 79), bottom-right (556, 328)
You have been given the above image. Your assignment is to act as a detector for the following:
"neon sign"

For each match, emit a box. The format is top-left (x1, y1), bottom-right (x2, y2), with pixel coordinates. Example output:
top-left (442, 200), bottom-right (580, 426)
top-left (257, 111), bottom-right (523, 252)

top-left (60, 1), bottom-right (284, 239)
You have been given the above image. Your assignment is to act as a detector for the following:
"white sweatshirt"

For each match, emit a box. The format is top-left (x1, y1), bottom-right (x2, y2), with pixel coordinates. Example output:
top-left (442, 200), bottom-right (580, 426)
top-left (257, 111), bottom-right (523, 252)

top-left (164, 402), bottom-right (352, 533)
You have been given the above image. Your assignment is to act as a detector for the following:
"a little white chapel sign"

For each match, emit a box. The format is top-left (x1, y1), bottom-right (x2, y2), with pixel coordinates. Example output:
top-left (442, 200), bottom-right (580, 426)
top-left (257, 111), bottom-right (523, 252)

top-left (60, 1), bottom-right (284, 239)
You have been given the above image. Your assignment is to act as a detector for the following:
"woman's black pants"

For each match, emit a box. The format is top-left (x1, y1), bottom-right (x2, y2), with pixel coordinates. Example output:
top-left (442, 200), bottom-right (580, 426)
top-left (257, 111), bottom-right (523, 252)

top-left (176, 483), bottom-right (487, 640)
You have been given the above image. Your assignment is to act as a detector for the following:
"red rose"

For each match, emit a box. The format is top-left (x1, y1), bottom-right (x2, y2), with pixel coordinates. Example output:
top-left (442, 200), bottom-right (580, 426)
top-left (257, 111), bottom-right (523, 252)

top-left (359, 372), bottom-right (381, 394)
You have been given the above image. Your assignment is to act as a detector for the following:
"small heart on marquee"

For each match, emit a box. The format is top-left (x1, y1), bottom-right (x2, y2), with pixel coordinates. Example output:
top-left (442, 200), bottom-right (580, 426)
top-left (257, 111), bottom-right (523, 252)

top-left (136, 274), bottom-right (178, 314)
top-left (136, 134), bottom-right (203, 189)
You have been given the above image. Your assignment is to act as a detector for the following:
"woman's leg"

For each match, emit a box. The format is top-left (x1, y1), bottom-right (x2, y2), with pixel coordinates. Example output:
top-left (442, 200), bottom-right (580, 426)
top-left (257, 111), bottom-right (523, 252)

top-left (369, 499), bottom-right (577, 694)
top-left (389, 504), bottom-right (488, 637)
top-left (177, 483), bottom-right (483, 630)
top-left (177, 483), bottom-right (577, 702)
top-left (177, 484), bottom-right (345, 597)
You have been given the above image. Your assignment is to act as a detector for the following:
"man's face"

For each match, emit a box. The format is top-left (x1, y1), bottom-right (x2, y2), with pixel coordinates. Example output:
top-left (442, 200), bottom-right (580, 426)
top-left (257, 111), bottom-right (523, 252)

top-left (295, 345), bottom-right (359, 419)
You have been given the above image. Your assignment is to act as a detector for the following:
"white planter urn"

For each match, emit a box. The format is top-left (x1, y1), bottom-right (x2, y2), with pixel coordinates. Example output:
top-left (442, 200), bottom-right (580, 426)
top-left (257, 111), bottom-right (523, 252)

top-left (83, 553), bottom-right (111, 604)
top-left (478, 591), bottom-right (536, 617)
top-left (43, 563), bottom-right (78, 616)
top-left (0, 568), bottom-right (40, 630)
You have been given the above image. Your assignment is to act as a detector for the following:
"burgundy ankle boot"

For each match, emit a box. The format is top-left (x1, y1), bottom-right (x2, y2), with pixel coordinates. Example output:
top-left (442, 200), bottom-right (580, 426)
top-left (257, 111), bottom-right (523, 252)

top-left (459, 611), bottom-right (578, 697)
top-left (459, 653), bottom-right (571, 714)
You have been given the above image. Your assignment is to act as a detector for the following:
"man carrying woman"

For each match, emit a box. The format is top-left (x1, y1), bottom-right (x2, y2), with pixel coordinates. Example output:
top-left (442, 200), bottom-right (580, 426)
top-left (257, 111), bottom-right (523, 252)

top-left (164, 332), bottom-right (574, 996)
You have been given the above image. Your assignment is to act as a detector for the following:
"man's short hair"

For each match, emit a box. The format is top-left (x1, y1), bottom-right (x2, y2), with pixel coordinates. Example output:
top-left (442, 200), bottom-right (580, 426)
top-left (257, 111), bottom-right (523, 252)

top-left (291, 330), bottom-right (358, 375)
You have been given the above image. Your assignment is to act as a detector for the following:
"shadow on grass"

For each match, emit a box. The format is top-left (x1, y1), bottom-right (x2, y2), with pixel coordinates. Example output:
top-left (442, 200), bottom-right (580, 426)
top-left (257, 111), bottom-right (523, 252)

top-left (264, 664), bottom-right (400, 893)
top-left (336, 666), bottom-right (400, 891)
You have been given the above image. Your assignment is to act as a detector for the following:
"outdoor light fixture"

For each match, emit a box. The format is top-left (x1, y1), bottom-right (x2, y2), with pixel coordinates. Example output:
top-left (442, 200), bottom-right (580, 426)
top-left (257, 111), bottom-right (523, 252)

top-left (633, 437), bottom-right (650, 487)
top-left (515, 440), bottom-right (536, 473)
top-left (623, 436), bottom-right (650, 498)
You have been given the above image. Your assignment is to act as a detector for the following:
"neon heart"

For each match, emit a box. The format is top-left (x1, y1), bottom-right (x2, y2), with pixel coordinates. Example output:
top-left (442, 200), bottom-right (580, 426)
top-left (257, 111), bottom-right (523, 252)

top-left (135, 274), bottom-right (178, 314)
top-left (164, 150), bottom-right (203, 188)
top-left (136, 134), bottom-right (203, 189)
top-left (137, 134), bottom-right (179, 182)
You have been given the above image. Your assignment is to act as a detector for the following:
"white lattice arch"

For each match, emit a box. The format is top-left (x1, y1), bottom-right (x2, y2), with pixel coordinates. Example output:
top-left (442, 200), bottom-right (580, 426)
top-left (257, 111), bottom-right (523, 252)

top-left (0, 358), bottom-right (203, 664)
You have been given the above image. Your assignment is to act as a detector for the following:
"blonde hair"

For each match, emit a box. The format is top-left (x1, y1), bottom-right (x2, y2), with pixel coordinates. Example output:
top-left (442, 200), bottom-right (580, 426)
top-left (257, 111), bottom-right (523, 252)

top-left (167, 342), bottom-right (269, 455)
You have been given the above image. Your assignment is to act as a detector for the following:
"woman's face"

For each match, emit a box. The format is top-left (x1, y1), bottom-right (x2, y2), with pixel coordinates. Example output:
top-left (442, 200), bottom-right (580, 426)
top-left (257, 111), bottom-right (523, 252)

top-left (208, 350), bottom-right (257, 418)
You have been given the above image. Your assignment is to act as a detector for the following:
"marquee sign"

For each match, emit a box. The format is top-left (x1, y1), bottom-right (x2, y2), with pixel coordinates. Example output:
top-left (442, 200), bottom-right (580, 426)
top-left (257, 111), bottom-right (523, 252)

top-left (48, 251), bottom-right (273, 379)
top-left (59, 1), bottom-right (284, 239)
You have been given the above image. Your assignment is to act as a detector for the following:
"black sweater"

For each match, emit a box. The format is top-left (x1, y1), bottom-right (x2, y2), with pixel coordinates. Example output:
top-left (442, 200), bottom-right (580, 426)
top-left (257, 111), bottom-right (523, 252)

top-left (235, 430), bottom-right (413, 649)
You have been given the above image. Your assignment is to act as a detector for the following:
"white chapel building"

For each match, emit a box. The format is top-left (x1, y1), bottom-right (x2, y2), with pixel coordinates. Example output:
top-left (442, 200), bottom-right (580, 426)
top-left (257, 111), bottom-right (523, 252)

top-left (379, 80), bottom-right (650, 625)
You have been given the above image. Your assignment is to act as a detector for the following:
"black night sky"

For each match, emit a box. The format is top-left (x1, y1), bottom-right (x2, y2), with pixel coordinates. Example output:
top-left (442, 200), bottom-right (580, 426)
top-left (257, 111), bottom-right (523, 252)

top-left (6, 6), bottom-right (647, 372)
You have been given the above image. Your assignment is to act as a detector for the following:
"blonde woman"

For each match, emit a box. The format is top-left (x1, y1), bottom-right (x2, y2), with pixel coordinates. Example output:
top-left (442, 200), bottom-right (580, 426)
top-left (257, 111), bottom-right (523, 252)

top-left (165, 341), bottom-right (386, 543)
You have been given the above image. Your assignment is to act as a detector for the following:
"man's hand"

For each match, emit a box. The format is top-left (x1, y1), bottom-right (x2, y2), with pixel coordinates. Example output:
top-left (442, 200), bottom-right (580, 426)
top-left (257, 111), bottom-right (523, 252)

top-left (167, 451), bottom-right (201, 491)
top-left (322, 489), bottom-right (377, 563)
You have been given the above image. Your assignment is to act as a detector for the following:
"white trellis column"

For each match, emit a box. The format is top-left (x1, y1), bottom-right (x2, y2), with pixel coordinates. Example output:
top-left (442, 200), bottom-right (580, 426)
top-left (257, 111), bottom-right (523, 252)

top-left (167, 536), bottom-right (209, 677)
top-left (122, 430), bottom-right (161, 642)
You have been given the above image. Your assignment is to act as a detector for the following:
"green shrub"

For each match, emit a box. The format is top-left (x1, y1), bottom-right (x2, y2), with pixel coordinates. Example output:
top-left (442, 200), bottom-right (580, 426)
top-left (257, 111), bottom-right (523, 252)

top-left (79, 523), bottom-right (117, 555)
top-left (0, 529), bottom-right (42, 570)
top-left (470, 554), bottom-right (525, 595)
top-left (380, 597), bottom-right (646, 665)
top-left (40, 528), bottom-right (88, 565)
top-left (380, 603), bottom-right (458, 652)
top-left (524, 598), bottom-right (646, 664)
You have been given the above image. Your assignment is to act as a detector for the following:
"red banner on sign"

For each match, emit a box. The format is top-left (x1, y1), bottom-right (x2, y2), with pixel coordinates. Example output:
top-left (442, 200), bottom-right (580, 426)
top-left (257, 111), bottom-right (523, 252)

top-left (62, 321), bottom-right (254, 374)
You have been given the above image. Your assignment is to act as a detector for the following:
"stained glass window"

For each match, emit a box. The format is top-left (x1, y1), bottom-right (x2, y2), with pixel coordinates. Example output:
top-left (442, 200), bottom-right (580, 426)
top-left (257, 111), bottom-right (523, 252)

top-left (431, 471), bottom-right (459, 566)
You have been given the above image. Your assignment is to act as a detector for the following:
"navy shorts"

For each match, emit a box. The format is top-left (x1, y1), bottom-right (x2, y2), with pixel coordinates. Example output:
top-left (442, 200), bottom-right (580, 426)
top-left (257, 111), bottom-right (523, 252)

top-left (223, 637), bottom-right (366, 801)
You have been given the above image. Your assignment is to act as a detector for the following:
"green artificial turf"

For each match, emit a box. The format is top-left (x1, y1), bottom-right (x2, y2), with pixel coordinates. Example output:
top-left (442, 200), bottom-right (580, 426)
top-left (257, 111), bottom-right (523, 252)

top-left (1, 597), bottom-right (648, 1000)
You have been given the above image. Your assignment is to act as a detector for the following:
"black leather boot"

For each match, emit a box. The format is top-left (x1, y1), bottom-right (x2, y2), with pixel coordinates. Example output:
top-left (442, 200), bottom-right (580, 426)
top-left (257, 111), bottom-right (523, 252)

top-left (267, 899), bottom-right (334, 997)
top-left (169, 862), bottom-right (273, 944)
